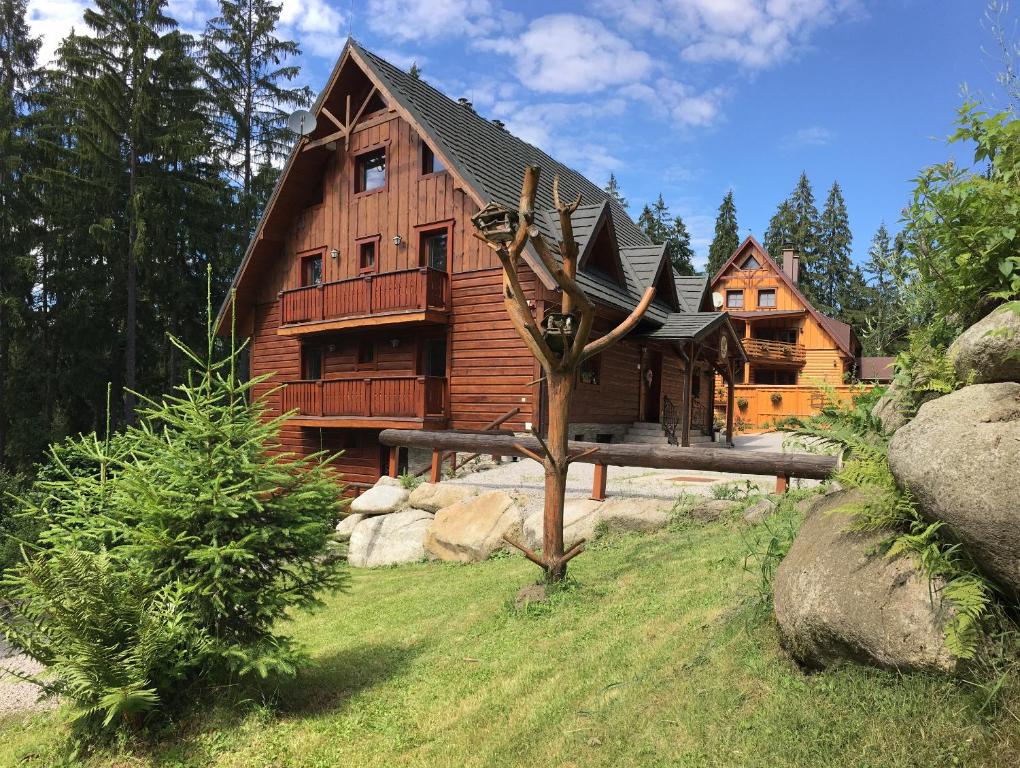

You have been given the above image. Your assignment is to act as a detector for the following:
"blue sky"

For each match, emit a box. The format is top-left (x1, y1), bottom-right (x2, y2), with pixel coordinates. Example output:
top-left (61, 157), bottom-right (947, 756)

top-left (28, 0), bottom-right (1015, 270)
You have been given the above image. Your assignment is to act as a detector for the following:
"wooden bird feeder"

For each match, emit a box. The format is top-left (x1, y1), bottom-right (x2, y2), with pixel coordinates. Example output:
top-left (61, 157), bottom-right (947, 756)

top-left (470, 202), bottom-right (518, 244)
top-left (540, 311), bottom-right (579, 354)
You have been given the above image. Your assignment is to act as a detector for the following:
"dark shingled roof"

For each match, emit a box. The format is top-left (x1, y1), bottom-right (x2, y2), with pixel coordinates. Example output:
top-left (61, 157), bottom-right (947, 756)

top-left (639, 312), bottom-right (730, 343)
top-left (674, 273), bottom-right (709, 313)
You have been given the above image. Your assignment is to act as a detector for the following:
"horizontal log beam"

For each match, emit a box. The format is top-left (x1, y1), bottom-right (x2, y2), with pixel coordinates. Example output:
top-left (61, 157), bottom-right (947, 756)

top-left (379, 430), bottom-right (838, 480)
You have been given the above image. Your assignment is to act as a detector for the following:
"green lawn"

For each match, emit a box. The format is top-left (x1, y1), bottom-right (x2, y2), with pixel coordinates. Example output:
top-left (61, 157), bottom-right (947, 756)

top-left (2, 514), bottom-right (1017, 767)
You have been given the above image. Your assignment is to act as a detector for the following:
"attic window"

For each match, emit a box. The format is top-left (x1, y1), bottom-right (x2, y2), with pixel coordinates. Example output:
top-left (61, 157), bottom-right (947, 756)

top-left (583, 218), bottom-right (624, 286)
top-left (741, 255), bottom-right (761, 270)
top-left (355, 148), bottom-right (386, 193)
top-left (421, 143), bottom-right (445, 175)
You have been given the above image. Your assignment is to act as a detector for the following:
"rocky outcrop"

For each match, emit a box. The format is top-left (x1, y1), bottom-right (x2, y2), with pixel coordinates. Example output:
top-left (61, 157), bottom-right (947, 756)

top-left (350, 476), bottom-right (409, 516)
top-left (425, 491), bottom-right (524, 562)
top-left (774, 489), bottom-right (956, 673)
top-left (335, 513), bottom-right (365, 541)
top-left (408, 482), bottom-right (476, 514)
top-left (871, 383), bottom-right (911, 434)
top-left (597, 498), bottom-right (670, 533)
top-left (347, 509), bottom-right (434, 567)
top-left (949, 305), bottom-right (1020, 384)
top-left (889, 382), bottom-right (1020, 595)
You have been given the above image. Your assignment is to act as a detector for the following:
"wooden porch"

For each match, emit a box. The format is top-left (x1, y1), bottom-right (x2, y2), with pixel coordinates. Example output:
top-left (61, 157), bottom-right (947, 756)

top-left (278, 267), bottom-right (449, 335)
top-left (282, 375), bottom-right (448, 428)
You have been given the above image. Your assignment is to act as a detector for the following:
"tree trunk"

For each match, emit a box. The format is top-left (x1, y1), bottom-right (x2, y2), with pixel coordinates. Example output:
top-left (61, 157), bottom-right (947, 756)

top-left (124, 143), bottom-right (137, 425)
top-left (542, 371), bottom-right (574, 582)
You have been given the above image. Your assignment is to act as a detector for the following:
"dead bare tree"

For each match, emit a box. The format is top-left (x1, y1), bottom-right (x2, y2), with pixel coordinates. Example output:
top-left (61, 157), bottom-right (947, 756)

top-left (472, 165), bottom-right (655, 582)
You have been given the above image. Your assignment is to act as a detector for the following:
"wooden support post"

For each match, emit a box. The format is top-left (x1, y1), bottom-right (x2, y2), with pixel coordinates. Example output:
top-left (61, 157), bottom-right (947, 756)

top-left (726, 360), bottom-right (735, 448)
top-left (776, 474), bottom-right (789, 494)
top-left (680, 340), bottom-right (694, 447)
top-left (388, 446), bottom-right (399, 477)
top-left (591, 463), bottom-right (607, 501)
top-left (706, 371), bottom-right (716, 441)
top-left (430, 448), bottom-right (442, 484)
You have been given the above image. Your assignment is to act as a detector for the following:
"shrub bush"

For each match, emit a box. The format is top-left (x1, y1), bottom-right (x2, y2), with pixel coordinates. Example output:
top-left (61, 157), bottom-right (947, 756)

top-left (0, 308), bottom-right (347, 734)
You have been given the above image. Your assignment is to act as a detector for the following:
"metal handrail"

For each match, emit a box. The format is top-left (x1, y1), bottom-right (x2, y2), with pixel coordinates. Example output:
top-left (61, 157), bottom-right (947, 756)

top-left (662, 395), bottom-right (680, 446)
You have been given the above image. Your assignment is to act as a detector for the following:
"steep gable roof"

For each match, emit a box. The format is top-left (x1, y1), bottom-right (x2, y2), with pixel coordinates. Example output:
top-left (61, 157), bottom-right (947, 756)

top-left (674, 273), bottom-right (709, 312)
top-left (711, 236), bottom-right (857, 358)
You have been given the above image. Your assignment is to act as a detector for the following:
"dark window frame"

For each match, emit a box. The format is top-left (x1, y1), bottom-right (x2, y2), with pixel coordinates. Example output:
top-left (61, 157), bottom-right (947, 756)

top-left (356, 234), bottom-right (380, 274)
top-left (353, 144), bottom-right (388, 195)
top-left (741, 255), bottom-right (762, 270)
top-left (300, 251), bottom-right (323, 287)
top-left (421, 142), bottom-right (446, 176)
top-left (757, 288), bottom-right (777, 308)
top-left (301, 345), bottom-right (323, 381)
top-left (356, 339), bottom-right (377, 370)
top-left (417, 222), bottom-right (452, 272)
top-left (579, 353), bottom-right (602, 386)
top-left (726, 289), bottom-right (744, 309)
top-left (421, 336), bottom-right (448, 378)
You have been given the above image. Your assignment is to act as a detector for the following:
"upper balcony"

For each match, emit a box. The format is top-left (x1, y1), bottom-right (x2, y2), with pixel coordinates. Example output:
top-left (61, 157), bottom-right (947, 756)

top-left (742, 338), bottom-right (806, 366)
top-left (279, 267), bottom-right (449, 335)
top-left (281, 375), bottom-right (447, 429)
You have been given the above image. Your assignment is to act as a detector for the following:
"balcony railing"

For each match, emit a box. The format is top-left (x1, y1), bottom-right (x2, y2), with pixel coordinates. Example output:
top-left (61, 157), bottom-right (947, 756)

top-left (280, 267), bottom-right (449, 327)
top-left (742, 338), bottom-right (807, 364)
top-left (282, 375), bottom-right (447, 420)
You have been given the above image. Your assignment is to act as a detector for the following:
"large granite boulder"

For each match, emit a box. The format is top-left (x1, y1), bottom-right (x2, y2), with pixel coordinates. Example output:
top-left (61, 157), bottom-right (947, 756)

top-left (743, 496), bottom-right (777, 525)
top-left (889, 382), bottom-right (1020, 595)
top-left (774, 489), bottom-right (956, 673)
top-left (689, 499), bottom-right (737, 523)
top-left (335, 513), bottom-right (365, 541)
top-left (425, 491), bottom-right (524, 562)
top-left (408, 482), bottom-right (476, 514)
top-left (597, 498), bottom-right (670, 533)
top-left (522, 499), bottom-right (603, 550)
top-left (871, 383), bottom-right (911, 434)
top-left (347, 509), bottom-right (434, 568)
top-left (949, 305), bottom-right (1020, 384)
top-left (350, 475), bottom-right (409, 516)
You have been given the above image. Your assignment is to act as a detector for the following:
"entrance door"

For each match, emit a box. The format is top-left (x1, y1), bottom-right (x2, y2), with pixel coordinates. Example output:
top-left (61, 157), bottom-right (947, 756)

top-left (643, 350), bottom-right (663, 422)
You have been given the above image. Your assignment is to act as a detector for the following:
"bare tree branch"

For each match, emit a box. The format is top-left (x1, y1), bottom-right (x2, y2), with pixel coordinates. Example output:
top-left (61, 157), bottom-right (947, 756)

top-left (580, 287), bottom-right (656, 362)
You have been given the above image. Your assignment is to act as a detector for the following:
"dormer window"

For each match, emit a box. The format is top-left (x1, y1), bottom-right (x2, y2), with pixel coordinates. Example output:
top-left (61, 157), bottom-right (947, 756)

top-left (421, 143), bottom-right (445, 175)
top-left (741, 255), bottom-right (761, 270)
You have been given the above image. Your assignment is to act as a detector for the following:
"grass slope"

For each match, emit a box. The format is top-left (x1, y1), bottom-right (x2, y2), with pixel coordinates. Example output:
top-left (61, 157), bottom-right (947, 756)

top-left (2, 515), bottom-right (1016, 767)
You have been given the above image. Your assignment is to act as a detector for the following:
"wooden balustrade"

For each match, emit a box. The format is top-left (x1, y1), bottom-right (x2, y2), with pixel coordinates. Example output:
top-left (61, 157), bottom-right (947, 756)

top-left (282, 375), bottom-right (447, 419)
top-left (280, 267), bottom-right (449, 326)
top-left (741, 338), bottom-right (807, 364)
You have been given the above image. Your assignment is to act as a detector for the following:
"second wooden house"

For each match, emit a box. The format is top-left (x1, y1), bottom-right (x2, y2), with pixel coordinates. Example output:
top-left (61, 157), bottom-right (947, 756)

top-left (218, 40), bottom-right (746, 489)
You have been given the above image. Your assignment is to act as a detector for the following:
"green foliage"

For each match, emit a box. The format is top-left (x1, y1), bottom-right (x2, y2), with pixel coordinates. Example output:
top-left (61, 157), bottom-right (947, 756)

top-left (741, 493), bottom-right (805, 612)
top-left (902, 103), bottom-right (1020, 341)
top-left (603, 172), bottom-right (627, 209)
top-left (0, 467), bottom-right (38, 577)
top-left (706, 189), bottom-right (738, 277)
top-left (815, 181), bottom-right (856, 318)
top-left (637, 194), bottom-right (695, 276)
top-left (711, 480), bottom-right (758, 501)
top-left (892, 329), bottom-right (966, 418)
top-left (398, 471), bottom-right (422, 490)
top-left (860, 223), bottom-right (911, 356)
top-left (1, 303), bottom-right (347, 733)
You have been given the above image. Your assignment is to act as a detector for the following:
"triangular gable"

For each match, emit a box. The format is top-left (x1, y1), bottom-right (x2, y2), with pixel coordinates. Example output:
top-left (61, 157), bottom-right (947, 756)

top-left (577, 202), bottom-right (626, 286)
top-left (710, 235), bottom-right (855, 358)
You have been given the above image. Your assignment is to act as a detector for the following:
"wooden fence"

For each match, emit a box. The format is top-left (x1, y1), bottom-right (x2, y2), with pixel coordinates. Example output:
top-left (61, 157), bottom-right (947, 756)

top-left (721, 384), bottom-right (871, 431)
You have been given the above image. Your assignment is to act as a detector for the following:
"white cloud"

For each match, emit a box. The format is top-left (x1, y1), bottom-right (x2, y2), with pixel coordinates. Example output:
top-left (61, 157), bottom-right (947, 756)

top-left (26, 0), bottom-right (90, 65)
top-left (782, 125), bottom-right (833, 148)
top-left (623, 79), bottom-right (728, 128)
top-left (280, 0), bottom-right (347, 57)
top-left (593, 0), bottom-right (861, 69)
top-left (366, 0), bottom-right (506, 42)
top-left (477, 14), bottom-right (654, 94)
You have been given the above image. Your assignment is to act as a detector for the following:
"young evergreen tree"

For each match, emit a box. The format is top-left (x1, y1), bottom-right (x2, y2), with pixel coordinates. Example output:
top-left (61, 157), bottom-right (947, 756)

top-left (0, 0), bottom-right (40, 465)
top-left (408, 61), bottom-right (421, 79)
top-left (670, 214), bottom-right (695, 276)
top-left (763, 199), bottom-right (795, 260)
top-left (772, 172), bottom-right (821, 299)
top-left (816, 180), bottom-right (854, 316)
top-left (603, 172), bottom-right (628, 209)
top-left (861, 223), bottom-right (908, 354)
top-left (203, 0), bottom-right (310, 239)
top-left (637, 195), bottom-right (695, 275)
top-left (706, 189), bottom-right (738, 277)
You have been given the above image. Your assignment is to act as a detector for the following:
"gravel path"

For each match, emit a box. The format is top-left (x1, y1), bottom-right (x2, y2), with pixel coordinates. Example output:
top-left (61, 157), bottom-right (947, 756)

top-left (446, 431), bottom-right (821, 517)
top-left (0, 652), bottom-right (51, 716)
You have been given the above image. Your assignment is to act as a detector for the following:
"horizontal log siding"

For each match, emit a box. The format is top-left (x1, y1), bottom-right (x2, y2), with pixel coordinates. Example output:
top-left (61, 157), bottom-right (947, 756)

top-left (569, 326), bottom-right (641, 424)
top-left (448, 268), bottom-right (537, 432)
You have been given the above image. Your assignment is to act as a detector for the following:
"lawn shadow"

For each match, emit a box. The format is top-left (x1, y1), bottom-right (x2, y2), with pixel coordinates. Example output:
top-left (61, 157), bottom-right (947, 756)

top-left (273, 641), bottom-right (424, 716)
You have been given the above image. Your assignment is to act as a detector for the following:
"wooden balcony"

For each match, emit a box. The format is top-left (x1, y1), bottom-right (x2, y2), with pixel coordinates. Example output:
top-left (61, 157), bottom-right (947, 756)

top-left (279, 267), bottom-right (449, 335)
top-left (742, 338), bottom-right (806, 365)
top-left (282, 375), bottom-right (448, 429)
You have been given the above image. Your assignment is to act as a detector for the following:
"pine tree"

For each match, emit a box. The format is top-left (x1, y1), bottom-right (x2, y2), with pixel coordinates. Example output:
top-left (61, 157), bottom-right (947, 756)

top-left (637, 195), bottom-right (694, 276)
top-left (707, 190), bottom-right (738, 277)
top-left (861, 223), bottom-right (908, 354)
top-left (0, 0), bottom-right (41, 465)
top-left (817, 180), bottom-right (853, 316)
top-left (603, 172), bottom-right (628, 209)
top-left (203, 0), bottom-right (310, 240)
top-left (408, 61), bottom-right (421, 79)
top-left (670, 215), bottom-right (695, 276)
top-left (764, 199), bottom-right (795, 261)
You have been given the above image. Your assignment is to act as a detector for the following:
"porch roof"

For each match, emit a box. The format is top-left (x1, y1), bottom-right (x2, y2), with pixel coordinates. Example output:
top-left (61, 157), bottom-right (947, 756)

top-left (638, 311), bottom-right (728, 342)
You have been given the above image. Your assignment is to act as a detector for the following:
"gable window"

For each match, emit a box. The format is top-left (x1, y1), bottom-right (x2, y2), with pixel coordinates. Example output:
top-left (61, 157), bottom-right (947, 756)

top-left (357, 339), bottom-right (375, 367)
top-left (422, 338), bottom-right (447, 377)
top-left (301, 254), bottom-right (322, 286)
top-left (726, 290), bottom-right (744, 309)
top-left (741, 255), bottom-right (761, 270)
top-left (421, 143), bottom-right (445, 175)
top-left (420, 227), bottom-right (449, 271)
top-left (358, 238), bottom-right (377, 273)
top-left (757, 289), bottom-right (776, 308)
top-left (301, 346), bottom-right (323, 380)
top-left (579, 354), bottom-right (601, 385)
top-left (355, 147), bottom-right (386, 193)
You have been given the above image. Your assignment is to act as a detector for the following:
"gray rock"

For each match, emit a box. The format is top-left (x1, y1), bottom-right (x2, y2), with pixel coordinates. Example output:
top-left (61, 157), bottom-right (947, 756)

top-left (425, 491), bottom-right (524, 562)
top-left (889, 382), bottom-right (1020, 595)
top-left (597, 498), bottom-right (670, 533)
top-left (689, 499), bottom-right (737, 522)
top-left (350, 476), bottom-right (409, 515)
top-left (774, 489), bottom-right (956, 673)
top-left (871, 383), bottom-right (911, 434)
top-left (949, 305), bottom-right (1020, 384)
top-left (743, 496), bottom-right (777, 525)
top-left (347, 509), bottom-right (434, 568)
top-left (514, 583), bottom-right (547, 609)
top-left (522, 498), bottom-right (603, 550)
top-left (335, 513), bottom-right (365, 541)
top-left (407, 482), bottom-right (476, 514)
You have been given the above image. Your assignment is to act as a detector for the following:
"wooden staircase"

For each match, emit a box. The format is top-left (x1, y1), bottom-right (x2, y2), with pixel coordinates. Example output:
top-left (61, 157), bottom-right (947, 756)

top-left (622, 421), bottom-right (712, 446)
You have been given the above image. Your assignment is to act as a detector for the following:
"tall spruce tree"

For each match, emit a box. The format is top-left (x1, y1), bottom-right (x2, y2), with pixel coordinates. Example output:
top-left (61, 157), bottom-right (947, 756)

top-left (603, 172), bottom-right (628, 209)
top-left (203, 0), bottom-right (310, 242)
top-left (706, 189), bottom-right (738, 277)
top-left (861, 223), bottom-right (907, 354)
top-left (816, 180), bottom-right (854, 316)
top-left (0, 0), bottom-right (40, 465)
top-left (765, 172), bottom-right (820, 296)
top-left (764, 199), bottom-right (795, 260)
top-left (637, 194), bottom-right (695, 276)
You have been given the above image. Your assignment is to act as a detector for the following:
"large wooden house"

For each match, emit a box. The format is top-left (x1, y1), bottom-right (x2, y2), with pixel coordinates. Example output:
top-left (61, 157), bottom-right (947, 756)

top-left (710, 236), bottom-right (865, 428)
top-left (218, 40), bottom-right (745, 489)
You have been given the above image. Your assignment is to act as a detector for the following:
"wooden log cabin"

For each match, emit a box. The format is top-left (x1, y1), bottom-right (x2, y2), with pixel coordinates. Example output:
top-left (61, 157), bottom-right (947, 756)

top-left (217, 40), bottom-right (745, 488)
top-left (710, 236), bottom-right (870, 429)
